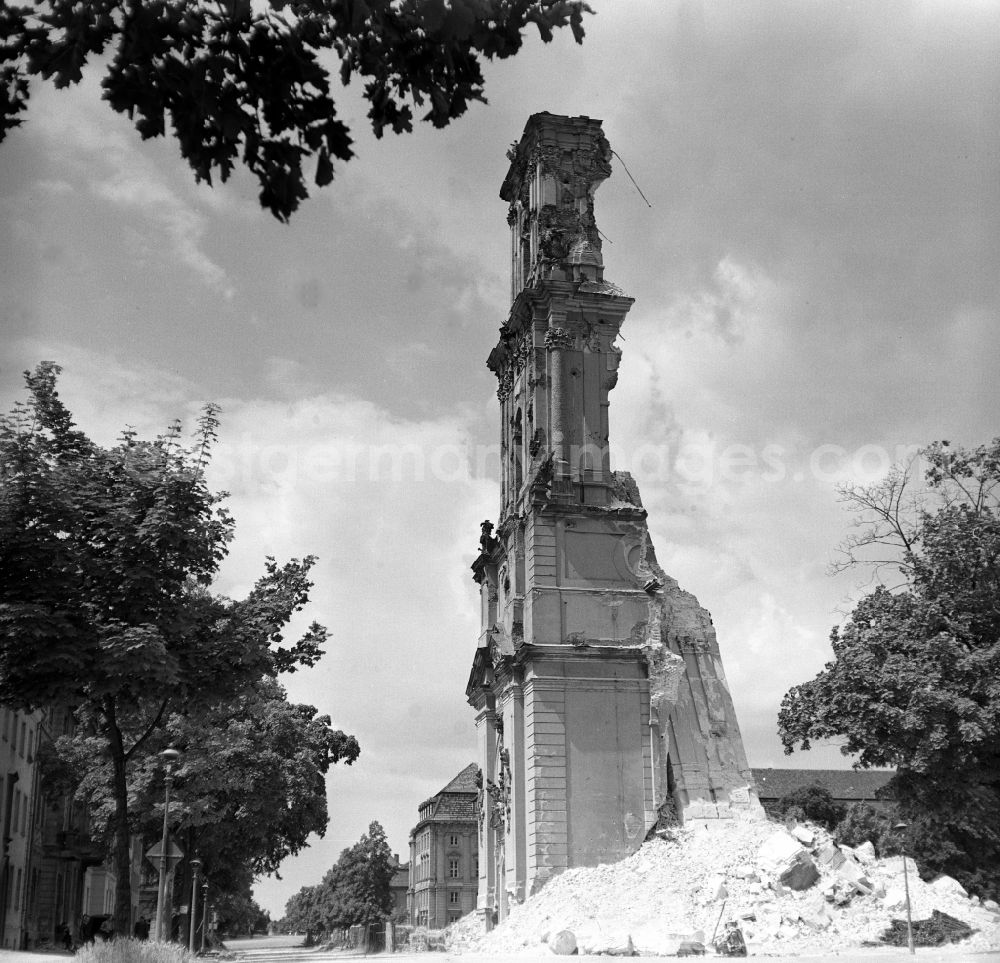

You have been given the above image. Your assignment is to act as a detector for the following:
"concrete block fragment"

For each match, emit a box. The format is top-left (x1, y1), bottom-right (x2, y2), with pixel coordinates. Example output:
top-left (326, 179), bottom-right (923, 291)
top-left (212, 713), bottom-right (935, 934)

top-left (882, 886), bottom-right (907, 910)
top-left (549, 930), bottom-right (577, 955)
top-left (757, 830), bottom-right (802, 868)
top-left (984, 899), bottom-right (1000, 913)
top-left (792, 825), bottom-right (815, 846)
top-left (854, 840), bottom-right (876, 864)
top-left (930, 874), bottom-right (968, 899)
top-left (816, 842), bottom-right (846, 870)
top-left (835, 855), bottom-right (865, 885)
top-left (800, 906), bottom-right (832, 931)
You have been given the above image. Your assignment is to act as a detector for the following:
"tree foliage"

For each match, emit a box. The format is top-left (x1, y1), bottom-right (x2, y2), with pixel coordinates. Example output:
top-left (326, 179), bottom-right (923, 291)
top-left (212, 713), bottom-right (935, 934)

top-left (778, 439), bottom-right (1000, 897)
top-left (281, 883), bottom-right (326, 939)
top-left (320, 820), bottom-right (395, 929)
top-left (775, 783), bottom-right (845, 831)
top-left (47, 677), bottom-right (360, 916)
top-left (282, 821), bottom-right (394, 935)
top-left (215, 891), bottom-right (271, 938)
top-left (1, 0), bottom-right (592, 221)
top-left (0, 363), bottom-right (355, 929)
top-left (833, 802), bottom-right (902, 857)
top-left (163, 679), bottom-right (360, 878)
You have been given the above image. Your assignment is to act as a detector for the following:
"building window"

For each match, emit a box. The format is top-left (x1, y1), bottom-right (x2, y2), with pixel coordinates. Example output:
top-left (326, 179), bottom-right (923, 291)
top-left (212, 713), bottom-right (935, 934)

top-left (449, 912), bottom-right (461, 924)
top-left (448, 834), bottom-right (459, 847)
top-left (448, 859), bottom-right (460, 879)
top-left (449, 891), bottom-right (459, 905)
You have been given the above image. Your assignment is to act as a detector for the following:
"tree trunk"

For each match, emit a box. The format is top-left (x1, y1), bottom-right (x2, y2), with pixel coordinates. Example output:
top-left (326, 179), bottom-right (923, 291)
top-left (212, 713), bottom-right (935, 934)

top-left (104, 699), bottom-right (133, 937)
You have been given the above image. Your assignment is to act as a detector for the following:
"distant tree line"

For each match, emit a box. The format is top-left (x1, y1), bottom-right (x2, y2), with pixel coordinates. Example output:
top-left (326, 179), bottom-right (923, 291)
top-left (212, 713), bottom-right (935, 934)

top-left (277, 821), bottom-right (395, 941)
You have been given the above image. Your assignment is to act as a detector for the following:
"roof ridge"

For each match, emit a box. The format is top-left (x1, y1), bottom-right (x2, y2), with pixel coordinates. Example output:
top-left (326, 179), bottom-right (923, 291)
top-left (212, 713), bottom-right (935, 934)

top-left (438, 762), bottom-right (480, 795)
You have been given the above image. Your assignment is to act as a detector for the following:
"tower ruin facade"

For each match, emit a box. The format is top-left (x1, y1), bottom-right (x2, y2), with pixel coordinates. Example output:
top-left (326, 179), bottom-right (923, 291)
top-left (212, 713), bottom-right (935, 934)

top-left (467, 113), bottom-right (761, 924)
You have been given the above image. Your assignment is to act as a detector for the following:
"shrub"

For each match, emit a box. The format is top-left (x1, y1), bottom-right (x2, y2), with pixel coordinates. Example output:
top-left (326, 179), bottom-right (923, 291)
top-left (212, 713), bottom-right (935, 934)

top-left (776, 784), bottom-right (845, 830)
top-left (75, 938), bottom-right (197, 963)
top-left (834, 802), bottom-right (902, 855)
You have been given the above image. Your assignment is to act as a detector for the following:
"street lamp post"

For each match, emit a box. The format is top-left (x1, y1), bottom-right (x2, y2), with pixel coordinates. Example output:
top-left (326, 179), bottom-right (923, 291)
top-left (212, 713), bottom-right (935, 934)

top-left (155, 747), bottom-right (181, 942)
top-left (201, 881), bottom-right (209, 953)
top-left (894, 822), bottom-right (915, 955)
top-left (188, 859), bottom-right (202, 953)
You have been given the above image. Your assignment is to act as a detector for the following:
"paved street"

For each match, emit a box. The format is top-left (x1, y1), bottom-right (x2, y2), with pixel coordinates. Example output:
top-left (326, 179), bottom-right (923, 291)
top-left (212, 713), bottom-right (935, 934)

top-left (0, 933), bottom-right (997, 961)
top-left (222, 934), bottom-right (1000, 962)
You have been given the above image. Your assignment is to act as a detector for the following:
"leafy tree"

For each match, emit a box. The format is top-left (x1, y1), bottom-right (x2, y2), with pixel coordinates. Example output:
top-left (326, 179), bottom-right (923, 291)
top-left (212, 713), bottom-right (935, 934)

top-left (0, 1), bottom-right (592, 221)
top-left (319, 820), bottom-right (395, 930)
top-left (778, 439), bottom-right (1000, 897)
top-left (165, 678), bottom-right (360, 879)
top-left (282, 884), bottom-right (326, 940)
top-left (775, 783), bottom-right (845, 830)
top-left (285, 821), bottom-right (394, 934)
top-left (215, 891), bottom-right (271, 938)
top-left (0, 363), bottom-right (349, 931)
top-left (46, 677), bottom-right (360, 928)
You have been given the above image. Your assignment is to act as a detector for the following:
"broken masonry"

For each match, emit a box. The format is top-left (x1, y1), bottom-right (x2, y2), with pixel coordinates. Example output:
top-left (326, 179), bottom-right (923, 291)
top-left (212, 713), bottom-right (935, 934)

top-left (467, 113), bottom-right (764, 926)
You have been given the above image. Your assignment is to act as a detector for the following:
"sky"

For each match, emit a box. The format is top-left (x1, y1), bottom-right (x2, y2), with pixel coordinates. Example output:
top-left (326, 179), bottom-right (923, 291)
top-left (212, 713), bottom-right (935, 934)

top-left (1, 0), bottom-right (998, 920)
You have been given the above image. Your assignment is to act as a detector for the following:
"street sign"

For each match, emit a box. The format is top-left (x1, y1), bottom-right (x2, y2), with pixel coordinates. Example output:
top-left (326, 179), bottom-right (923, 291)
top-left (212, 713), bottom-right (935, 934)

top-left (146, 839), bottom-right (184, 872)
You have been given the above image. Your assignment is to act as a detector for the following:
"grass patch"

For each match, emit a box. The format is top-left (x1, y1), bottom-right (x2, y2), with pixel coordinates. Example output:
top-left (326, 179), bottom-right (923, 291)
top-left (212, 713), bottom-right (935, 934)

top-left (75, 938), bottom-right (197, 963)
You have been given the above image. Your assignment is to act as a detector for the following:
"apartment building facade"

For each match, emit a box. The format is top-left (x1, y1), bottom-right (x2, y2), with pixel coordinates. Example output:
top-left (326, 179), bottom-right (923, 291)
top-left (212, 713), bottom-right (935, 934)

top-left (407, 764), bottom-right (479, 929)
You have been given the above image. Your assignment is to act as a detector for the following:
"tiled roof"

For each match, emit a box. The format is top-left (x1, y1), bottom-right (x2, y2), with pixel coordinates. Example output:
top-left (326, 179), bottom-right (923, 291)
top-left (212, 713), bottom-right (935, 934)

top-left (439, 762), bottom-right (480, 795)
top-left (752, 768), bottom-right (895, 801)
top-left (412, 763), bottom-right (481, 829)
top-left (432, 793), bottom-right (477, 822)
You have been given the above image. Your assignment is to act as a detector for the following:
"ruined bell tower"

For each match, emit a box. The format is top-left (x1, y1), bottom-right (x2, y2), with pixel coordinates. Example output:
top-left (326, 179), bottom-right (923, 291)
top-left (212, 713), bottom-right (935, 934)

top-left (467, 113), bottom-right (761, 924)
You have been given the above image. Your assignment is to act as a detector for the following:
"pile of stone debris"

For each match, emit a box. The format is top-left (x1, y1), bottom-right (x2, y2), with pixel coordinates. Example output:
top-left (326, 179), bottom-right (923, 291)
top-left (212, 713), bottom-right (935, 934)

top-left (446, 815), bottom-right (1000, 956)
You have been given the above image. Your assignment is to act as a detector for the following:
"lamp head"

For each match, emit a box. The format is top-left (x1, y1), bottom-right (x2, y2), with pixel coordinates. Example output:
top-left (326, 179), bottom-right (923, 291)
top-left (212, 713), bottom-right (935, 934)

top-left (893, 821), bottom-right (908, 831)
top-left (161, 747), bottom-right (181, 765)
top-left (191, 858), bottom-right (202, 871)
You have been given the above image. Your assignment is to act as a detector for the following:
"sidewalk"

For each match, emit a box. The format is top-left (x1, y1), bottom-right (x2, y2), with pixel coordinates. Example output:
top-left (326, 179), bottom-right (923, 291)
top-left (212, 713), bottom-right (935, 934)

top-left (0, 952), bottom-right (72, 963)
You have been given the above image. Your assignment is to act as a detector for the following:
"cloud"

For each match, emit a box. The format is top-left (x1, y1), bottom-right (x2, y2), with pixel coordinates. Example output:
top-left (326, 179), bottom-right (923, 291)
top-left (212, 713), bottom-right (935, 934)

top-left (3, 0), bottom-right (996, 921)
top-left (0, 339), bottom-right (199, 445)
top-left (0, 339), bottom-right (495, 913)
top-left (24, 75), bottom-right (235, 299)
top-left (93, 171), bottom-right (234, 300)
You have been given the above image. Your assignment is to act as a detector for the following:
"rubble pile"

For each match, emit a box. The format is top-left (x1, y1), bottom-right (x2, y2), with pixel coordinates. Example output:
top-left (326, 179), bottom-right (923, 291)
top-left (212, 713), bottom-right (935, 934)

top-left (451, 816), bottom-right (1000, 956)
